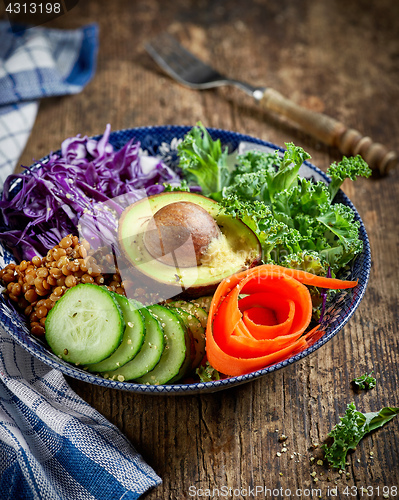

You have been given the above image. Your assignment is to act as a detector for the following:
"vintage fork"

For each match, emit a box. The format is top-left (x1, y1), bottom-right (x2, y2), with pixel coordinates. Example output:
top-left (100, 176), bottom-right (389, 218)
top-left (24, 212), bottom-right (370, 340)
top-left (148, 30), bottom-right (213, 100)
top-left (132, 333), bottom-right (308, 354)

top-left (145, 33), bottom-right (397, 174)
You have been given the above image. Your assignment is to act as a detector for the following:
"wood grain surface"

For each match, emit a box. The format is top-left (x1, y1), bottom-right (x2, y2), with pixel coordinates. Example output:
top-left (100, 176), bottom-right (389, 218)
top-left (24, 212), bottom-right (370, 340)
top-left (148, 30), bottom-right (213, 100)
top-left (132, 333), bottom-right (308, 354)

top-left (4, 0), bottom-right (399, 498)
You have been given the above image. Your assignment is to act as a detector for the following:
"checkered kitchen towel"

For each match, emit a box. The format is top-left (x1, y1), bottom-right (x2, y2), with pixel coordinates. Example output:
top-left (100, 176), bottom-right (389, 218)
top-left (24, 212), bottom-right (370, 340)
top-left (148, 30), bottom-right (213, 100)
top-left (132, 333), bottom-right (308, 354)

top-left (0, 22), bottom-right (161, 500)
top-left (0, 21), bottom-right (97, 184)
top-left (0, 328), bottom-right (161, 499)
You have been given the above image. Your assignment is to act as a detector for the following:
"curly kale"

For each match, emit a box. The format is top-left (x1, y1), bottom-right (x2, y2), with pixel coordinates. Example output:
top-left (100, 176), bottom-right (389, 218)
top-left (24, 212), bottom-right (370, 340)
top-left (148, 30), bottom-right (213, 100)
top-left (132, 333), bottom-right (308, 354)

top-left (162, 179), bottom-right (191, 192)
top-left (220, 144), bottom-right (367, 275)
top-left (279, 250), bottom-right (328, 276)
top-left (220, 197), bottom-right (302, 262)
top-left (178, 124), bottom-right (371, 279)
top-left (177, 122), bottom-right (230, 196)
top-left (317, 204), bottom-right (363, 271)
top-left (352, 371), bottom-right (377, 390)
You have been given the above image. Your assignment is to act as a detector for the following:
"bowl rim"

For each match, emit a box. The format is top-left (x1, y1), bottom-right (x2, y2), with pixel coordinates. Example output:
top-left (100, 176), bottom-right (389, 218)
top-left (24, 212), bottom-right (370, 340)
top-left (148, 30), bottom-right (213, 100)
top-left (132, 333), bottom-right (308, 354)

top-left (0, 125), bottom-right (371, 395)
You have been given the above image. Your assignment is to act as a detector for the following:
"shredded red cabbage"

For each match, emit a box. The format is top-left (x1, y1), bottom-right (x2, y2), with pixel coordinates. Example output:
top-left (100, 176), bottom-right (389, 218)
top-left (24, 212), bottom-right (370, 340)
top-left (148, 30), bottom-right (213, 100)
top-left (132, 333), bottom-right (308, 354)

top-left (0, 125), bottom-right (182, 261)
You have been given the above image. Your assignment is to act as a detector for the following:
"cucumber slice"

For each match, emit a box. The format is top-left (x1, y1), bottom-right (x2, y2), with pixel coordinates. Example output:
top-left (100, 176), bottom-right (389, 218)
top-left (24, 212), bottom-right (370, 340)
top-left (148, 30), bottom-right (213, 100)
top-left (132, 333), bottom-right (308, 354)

top-left (165, 311), bottom-right (192, 384)
top-left (191, 296), bottom-right (213, 314)
top-left (166, 306), bottom-right (205, 371)
top-left (104, 306), bottom-right (164, 381)
top-left (135, 304), bottom-right (190, 385)
top-left (45, 284), bottom-right (125, 365)
top-left (86, 293), bottom-right (145, 372)
top-left (168, 300), bottom-right (208, 328)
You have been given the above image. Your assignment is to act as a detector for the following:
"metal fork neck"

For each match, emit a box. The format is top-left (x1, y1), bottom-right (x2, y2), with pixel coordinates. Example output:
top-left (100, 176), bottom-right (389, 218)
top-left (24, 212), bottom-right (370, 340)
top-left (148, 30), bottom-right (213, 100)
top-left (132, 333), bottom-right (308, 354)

top-left (228, 80), bottom-right (266, 100)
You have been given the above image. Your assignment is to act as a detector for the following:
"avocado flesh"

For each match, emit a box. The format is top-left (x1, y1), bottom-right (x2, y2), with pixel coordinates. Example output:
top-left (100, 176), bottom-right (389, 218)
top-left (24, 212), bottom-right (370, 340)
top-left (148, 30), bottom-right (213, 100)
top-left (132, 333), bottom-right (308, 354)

top-left (118, 192), bottom-right (261, 297)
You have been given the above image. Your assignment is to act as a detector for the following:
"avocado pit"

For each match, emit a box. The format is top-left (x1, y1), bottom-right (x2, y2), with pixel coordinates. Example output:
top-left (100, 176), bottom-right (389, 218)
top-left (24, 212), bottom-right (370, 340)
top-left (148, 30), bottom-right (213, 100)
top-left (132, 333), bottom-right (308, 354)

top-left (143, 201), bottom-right (221, 267)
top-left (118, 192), bottom-right (261, 299)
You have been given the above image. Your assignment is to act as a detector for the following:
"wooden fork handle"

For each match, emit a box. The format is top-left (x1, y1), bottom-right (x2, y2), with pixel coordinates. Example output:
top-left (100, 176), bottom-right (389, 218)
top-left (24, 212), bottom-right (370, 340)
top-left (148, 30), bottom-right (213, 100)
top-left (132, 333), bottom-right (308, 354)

top-left (260, 87), bottom-right (398, 175)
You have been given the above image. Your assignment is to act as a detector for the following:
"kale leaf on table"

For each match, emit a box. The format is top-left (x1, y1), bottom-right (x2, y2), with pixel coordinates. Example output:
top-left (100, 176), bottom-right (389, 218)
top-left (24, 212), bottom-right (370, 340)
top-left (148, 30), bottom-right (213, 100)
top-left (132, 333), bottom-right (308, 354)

top-left (352, 371), bottom-right (377, 390)
top-left (322, 403), bottom-right (399, 469)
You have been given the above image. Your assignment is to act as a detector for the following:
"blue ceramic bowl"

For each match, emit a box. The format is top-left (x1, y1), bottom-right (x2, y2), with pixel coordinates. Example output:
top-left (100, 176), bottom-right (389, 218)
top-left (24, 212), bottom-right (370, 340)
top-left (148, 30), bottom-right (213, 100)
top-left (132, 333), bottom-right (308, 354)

top-left (0, 126), bottom-right (371, 394)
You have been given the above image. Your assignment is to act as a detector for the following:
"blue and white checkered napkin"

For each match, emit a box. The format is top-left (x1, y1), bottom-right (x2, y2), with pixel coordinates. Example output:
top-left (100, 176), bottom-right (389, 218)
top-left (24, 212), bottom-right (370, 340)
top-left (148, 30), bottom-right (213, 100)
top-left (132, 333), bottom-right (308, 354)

top-left (0, 21), bottom-right (162, 500)
top-left (0, 329), bottom-right (161, 499)
top-left (0, 21), bottom-right (98, 185)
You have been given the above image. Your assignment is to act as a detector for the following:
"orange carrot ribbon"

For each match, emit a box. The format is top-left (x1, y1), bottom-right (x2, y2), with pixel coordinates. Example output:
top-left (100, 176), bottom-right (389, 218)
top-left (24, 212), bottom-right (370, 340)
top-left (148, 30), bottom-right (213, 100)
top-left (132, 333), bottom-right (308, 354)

top-left (206, 265), bottom-right (357, 376)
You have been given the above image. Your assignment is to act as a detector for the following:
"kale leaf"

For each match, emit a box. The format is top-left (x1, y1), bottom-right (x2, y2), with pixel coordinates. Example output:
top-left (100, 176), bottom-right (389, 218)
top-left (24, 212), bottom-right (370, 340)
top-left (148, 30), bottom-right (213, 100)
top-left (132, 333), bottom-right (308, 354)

top-left (162, 179), bottom-right (191, 192)
top-left (352, 371), bottom-right (377, 390)
top-left (322, 403), bottom-right (399, 469)
top-left (220, 144), bottom-right (367, 275)
top-left (177, 122), bottom-right (230, 196)
top-left (178, 124), bottom-right (371, 278)
top-left (327, 155), bottom-right (371, 200)
top-left (196, 361), bottom-right (221, 382)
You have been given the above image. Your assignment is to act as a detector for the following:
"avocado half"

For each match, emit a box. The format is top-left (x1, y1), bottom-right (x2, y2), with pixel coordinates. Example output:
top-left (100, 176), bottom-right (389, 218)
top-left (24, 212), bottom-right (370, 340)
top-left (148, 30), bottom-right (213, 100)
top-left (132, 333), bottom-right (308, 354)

top-left (118, 192), bottom-right (261, 299)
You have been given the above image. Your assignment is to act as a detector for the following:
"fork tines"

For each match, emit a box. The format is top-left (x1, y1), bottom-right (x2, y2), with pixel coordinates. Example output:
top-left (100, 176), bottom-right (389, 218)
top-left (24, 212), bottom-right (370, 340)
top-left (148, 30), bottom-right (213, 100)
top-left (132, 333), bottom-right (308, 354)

top-left (145, 33), bottom-right (223, 87)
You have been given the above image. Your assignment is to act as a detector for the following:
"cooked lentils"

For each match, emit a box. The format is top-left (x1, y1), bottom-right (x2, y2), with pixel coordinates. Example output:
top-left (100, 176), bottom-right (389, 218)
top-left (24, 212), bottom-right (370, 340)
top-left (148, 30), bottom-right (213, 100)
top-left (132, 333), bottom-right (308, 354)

top-left (0, 234), bottom-right (126, 337)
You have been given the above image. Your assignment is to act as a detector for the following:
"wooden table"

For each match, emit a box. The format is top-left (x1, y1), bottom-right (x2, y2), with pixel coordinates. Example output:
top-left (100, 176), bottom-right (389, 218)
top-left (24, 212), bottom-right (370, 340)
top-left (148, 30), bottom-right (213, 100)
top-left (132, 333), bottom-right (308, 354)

top-left (8, 0), bottom-right (399, 497)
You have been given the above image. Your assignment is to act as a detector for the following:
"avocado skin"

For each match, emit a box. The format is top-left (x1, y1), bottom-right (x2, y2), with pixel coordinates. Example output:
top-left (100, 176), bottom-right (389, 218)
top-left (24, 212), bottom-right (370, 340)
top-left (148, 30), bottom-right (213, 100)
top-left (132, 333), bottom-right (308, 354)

top-left (118, 192), bottom-right (261, 300)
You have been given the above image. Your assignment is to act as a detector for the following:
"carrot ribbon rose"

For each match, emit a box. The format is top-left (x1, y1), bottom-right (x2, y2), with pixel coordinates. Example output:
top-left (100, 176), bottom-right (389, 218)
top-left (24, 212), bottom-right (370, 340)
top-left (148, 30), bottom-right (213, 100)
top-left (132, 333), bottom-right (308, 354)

top-left (206, 265), bottom-right (357, 376)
